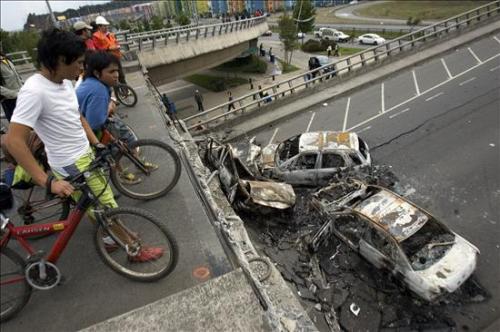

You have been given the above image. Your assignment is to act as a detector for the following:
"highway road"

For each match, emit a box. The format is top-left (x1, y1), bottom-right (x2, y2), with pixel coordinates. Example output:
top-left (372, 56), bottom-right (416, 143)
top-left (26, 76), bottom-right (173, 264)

top-left (238, 34), bottom-right (500, 330)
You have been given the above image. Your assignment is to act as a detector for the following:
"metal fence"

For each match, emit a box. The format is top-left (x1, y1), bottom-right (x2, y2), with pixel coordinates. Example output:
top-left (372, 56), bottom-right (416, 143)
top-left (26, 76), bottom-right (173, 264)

top-left (123, 16), bottom-right (267, 52)
top-left (184, 1), bottom-right (500, 132)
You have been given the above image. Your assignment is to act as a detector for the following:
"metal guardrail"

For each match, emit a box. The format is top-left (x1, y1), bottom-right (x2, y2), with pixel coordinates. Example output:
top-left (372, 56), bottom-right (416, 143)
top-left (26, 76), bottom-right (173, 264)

top-left (124, 16), bottom-right (267, 52)
top-left (5, 50), bottom-right (34, 65)
top-left (184, 0), bottom-right (500, 132)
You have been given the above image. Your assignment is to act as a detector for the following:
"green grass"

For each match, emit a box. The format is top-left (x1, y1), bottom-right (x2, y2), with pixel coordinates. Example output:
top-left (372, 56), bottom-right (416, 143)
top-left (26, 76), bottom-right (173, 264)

top-left (215, 55), bottom-right (268, 74)
top-left (347, 29), bottom-right (407, 39)
top-left (185, 74), bottom-right (247, 92)
top-left (355, 1), bottom-right (490, 21)
top-left (278, 59), bottom-right (300, 73)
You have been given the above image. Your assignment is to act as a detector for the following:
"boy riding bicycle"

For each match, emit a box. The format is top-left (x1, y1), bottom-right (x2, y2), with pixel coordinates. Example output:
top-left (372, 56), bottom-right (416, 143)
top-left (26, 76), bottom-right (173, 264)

top-left (4, 29), bottom-right (162, 262)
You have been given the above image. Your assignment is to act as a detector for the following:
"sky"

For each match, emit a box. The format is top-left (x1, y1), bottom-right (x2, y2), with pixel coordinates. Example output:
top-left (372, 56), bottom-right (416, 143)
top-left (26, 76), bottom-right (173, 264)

top-left (1, 0), bottom-right (110, 31)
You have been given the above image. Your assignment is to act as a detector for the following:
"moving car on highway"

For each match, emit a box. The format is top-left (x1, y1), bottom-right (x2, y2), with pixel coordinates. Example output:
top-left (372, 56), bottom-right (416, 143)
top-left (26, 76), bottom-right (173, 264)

top-left (309, 179), bottom-right (480, 301)
top-left (357, 33), bottom-right (386, 45)
top-left (259, 131), bottom-right (371, 186)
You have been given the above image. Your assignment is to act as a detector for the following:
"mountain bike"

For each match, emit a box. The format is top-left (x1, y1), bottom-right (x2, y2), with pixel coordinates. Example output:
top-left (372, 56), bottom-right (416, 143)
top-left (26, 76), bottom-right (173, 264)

top-left (113, 83), bottom-right (138, 107)
top-left (101, 128), bottom-right (181, 200)
top-left (0, 149), bottom-right (178, 322)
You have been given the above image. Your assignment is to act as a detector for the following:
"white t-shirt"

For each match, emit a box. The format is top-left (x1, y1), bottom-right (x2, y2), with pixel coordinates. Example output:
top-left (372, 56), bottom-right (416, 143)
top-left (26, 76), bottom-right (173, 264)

top-left (11, 73), bottom-right (89, 168)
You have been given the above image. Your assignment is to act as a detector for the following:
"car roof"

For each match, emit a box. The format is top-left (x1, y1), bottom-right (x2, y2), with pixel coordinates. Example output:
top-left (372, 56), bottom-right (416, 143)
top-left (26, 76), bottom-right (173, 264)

top-left (353, 188), bottom-right (429, 242)
top-left (298, 131), bottom-right (360, 153)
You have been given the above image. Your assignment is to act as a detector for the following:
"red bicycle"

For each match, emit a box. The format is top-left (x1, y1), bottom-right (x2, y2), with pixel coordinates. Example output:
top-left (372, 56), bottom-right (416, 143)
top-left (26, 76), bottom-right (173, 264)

top-left (0, 148), bottom-right (178, 322)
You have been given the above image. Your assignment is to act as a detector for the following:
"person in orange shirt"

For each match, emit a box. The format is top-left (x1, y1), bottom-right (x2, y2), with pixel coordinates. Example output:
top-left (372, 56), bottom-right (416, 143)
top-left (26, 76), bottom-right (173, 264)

top-left (92, 16), bottom-right (126, 84)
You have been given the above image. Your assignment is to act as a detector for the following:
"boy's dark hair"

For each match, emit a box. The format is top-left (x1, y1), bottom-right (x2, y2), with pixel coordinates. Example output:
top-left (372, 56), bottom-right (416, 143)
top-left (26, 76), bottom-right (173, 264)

top-left (37, 28), bottom-right (86, 72)
top-left (83, 51), bottom-right (120, 80)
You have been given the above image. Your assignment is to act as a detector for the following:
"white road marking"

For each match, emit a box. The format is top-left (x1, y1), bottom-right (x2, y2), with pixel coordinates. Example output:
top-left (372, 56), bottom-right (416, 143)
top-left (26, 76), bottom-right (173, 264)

top-left (269, 128), bottom-right (279, 145)
top-left (132, 85), bottom-right (147, 90)
top-left (412, 70), bottom-right (420, 95)
top-left (342, 97), bottom-right (351, 132)
top-left (389, 108), bottom-right (410, 119)
top-left (306, 112), bottom-right (316, 132)
top-left (441, 58), bottom-right (453, 78)
top-left (494, 36), bottom-right (500, 44)
top-left (347, 52), bottom-right (500, 132)
top-left (468, 47), bottom-right (482, 64)
top-left (425, 92), bottom-right (444, 101)
top-left (490, 65), bottom-right (500, 72)
top-left (459, 77), bottom-right (476, 86)
top-left (356, 126), bottom-right (372, 134)
top-left (380, 83), bottom-right (385, 113)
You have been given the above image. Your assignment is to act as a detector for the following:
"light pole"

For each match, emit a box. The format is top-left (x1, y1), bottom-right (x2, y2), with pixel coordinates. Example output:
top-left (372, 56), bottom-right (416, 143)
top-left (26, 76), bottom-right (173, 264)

top-left (45, 0), bottom-right (60, 28)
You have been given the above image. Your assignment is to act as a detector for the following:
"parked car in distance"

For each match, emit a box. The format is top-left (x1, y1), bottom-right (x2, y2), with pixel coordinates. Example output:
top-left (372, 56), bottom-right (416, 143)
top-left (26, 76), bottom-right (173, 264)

top-left (297, 31), bottom-right (306, 39)
top-left (315, 27), bottom-right (338, 39)
top-left (309, 179), bottom-right (480, 301)
top-left (330, 30), bottom-right (350, 43)
top-left (260, 131), bottom-right (371, 186)
top-left (262, 30), bottom-right (272, 37)
top-left (357, 33), bottom-right (386, 45)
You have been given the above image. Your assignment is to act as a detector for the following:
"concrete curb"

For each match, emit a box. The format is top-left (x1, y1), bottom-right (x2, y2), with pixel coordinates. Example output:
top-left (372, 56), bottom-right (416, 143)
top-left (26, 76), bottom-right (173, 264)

top-left (214, 19), bottom-right (500, 142)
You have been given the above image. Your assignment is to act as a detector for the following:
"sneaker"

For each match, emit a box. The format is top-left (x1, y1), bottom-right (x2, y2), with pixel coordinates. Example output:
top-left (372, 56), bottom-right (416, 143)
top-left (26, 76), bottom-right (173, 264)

top-left (103, 236), bottom-right (119, 253)
top-left (142, 160), bottom-right (159, 172)
top-left (128, 246), bottom-right (164, 263)
top-left (119, 171), bottom-right (142, 185)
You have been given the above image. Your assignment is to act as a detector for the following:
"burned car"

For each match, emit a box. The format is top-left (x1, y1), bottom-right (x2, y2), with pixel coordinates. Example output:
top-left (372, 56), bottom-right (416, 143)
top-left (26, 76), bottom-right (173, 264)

top-left (202, 138), bottom-right (296, 213)
top-left (260, 131), bottom-right (371, 186)
top-left (309, 179), bottom-right (479, 301)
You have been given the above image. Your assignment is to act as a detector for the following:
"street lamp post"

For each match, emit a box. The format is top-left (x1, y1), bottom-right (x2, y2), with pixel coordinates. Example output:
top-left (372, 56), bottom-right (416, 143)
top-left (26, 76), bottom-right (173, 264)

top-left (45, 0), bottom-right (60, 28)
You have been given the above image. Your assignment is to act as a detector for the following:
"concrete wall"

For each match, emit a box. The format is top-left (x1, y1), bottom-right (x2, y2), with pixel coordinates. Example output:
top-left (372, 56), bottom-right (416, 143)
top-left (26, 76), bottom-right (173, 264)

top-left (139, 22), bottom-right (268, 84)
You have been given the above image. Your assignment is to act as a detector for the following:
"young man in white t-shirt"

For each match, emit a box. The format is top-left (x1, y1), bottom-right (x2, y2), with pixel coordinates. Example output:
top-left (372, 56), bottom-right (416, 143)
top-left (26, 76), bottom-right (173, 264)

top-left (5, 29), bottom-right (162, 262)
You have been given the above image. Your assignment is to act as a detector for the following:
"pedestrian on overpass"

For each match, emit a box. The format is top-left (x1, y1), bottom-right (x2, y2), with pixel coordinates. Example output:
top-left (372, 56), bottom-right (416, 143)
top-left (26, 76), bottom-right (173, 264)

top-left (260, 43), bottom-right (264, 57)
top-left (0, 51), bottom-right (23, 122)
top-left (326, 45), bottom-right (332, 57)
top-left (334, 43), bottom-right (340, 57)
top-left (227, 91), bottom-right (235, 113)
top-left (162, 93), bottom-right (179, 125)
top-left (194, 90), bottom-right (204, 112)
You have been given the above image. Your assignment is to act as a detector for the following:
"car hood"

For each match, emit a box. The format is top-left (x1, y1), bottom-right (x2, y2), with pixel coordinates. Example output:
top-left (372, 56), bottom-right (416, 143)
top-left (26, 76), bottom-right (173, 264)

top-left (242, 179), bottom-right (296, 209)
top-left (416, 235), bottom-right (479, 294)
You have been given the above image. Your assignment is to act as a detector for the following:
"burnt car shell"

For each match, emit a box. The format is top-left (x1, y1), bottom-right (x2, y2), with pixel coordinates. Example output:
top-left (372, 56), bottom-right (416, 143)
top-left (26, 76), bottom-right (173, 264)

top-left (309, 179), bottom-right (479, 301)
top-left (260, 131), bottom-right (371, 186)
top-left (203, 139), bottom-right (295, 213)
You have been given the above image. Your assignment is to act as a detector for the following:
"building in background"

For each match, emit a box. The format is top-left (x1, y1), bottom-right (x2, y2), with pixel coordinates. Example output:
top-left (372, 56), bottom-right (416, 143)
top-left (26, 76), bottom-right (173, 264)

top-left (227, 0), bottom-right (245, 13)
top-left (211, 0), bottom-right (228, 15)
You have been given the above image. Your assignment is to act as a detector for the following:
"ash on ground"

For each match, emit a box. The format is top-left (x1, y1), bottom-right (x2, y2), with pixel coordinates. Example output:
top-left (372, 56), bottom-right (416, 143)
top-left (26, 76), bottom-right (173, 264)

top-left (240, 167), bottom-right (489, 331)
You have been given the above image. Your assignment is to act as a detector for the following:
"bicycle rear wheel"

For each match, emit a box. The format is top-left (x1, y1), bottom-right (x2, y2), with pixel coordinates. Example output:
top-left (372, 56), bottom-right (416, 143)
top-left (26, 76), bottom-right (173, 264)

top-left (110, 139), bottom-right (181, 200)
top-left (1, 247), bottom-right (32, 322)
top-left (115, 84), bottom-right (138, 107)
top-left (94, 207), bottom-right (178, 282)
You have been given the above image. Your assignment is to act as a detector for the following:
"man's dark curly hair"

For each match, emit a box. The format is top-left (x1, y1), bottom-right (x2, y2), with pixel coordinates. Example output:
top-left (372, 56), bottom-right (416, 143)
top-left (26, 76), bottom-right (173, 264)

top-left (37, 28), bottom-right (86, 72)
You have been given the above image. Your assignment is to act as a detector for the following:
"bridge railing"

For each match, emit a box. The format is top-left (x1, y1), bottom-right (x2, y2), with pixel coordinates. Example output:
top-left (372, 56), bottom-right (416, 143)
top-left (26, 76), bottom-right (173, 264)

top-left (184, 0), bottom-right (500, 132)
top-left (124, 16), bottom-right (267, 52)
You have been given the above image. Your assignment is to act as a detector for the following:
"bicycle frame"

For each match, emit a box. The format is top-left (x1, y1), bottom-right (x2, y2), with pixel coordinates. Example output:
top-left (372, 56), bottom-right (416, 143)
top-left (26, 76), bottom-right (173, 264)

top-left (1, 188), bottom-right (94, 264)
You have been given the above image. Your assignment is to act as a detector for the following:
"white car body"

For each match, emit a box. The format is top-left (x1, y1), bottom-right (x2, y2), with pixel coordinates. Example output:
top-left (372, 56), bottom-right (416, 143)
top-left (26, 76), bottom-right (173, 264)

top-left (314, 27), bottom-right (338, 38)
top-left (358, 33), bottom-right (386, 45)
top-left (331, 31), bottom-right (350, 42)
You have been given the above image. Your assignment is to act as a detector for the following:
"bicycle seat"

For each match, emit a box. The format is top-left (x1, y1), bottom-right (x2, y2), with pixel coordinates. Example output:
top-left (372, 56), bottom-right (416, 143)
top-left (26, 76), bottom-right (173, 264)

top-left (0, 182), bottom-right (13, 210)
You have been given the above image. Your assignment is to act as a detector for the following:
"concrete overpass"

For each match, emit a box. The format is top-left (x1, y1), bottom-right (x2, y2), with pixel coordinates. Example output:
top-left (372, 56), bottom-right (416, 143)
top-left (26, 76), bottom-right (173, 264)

top-left (126, 17), bottom-right (269, 85)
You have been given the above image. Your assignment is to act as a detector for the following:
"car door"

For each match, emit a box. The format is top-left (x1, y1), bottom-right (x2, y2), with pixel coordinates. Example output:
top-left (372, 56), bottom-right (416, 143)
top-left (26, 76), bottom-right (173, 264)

top-left (316, 152), bottom-right (348, 186)
top-left (333, 214), bottom-right (368, 250)
top-left (360, 225), bottom-right (396, 270)
top-left (281, 152), bottom-right (318, 185)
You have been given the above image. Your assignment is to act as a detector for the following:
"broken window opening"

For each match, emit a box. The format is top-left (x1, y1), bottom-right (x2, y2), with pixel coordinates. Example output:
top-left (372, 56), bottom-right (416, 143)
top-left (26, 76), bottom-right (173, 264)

top-left (321, 153), bottom-right (345, 169)
top-left (278, 135), bottom-right (300, 163)
top-left (335, 215), bottom-right (368, 244)
top-left (296, 154), bottom-right (318, 170)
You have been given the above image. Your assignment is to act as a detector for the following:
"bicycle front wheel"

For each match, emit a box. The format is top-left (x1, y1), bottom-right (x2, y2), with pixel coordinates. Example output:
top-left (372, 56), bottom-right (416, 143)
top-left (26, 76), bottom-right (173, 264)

top-left (1, 247), bottom-right (32, 322)
top-left (95, 207), bottom-right (178, 282)
top-left (110, 139), bottom-right (181, 200)
top-left (115, 84), bottom-right (138, 107)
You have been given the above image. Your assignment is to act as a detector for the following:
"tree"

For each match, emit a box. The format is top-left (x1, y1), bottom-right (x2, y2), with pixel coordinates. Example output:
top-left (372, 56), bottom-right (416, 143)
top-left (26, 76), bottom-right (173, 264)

top-left (406, 17), bottom-right (421, 32)
top-left (119, 19), bottom-right (131, 30)
top-left (293, 0), bottom-right (315, 33)
top-left (279, 14), bottom-right (298, 65)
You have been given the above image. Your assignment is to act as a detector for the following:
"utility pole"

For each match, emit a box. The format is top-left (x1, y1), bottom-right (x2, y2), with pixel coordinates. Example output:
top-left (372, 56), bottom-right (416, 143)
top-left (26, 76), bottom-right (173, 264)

top-left (45, 0), bottom-right (60, 28)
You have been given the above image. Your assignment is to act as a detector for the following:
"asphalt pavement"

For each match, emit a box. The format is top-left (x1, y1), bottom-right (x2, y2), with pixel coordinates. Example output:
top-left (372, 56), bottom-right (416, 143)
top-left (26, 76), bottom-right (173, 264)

top-left (233, 34), bottom-right (500, 330)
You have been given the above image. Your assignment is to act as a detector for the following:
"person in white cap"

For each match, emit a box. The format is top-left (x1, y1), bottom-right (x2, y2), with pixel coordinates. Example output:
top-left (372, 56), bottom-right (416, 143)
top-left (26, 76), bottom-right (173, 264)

top-left (73, 21), bottom-right (95, 50)
top-left (92, 16), bottom-right (126, 84)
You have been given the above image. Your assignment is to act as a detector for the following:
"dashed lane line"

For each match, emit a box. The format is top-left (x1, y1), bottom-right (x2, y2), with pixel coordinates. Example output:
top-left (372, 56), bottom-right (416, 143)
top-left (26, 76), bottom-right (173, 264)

top-left (356, 126), bottom-right (372, 134)
top-left (389, 108), bottom-right (410, 119)
top-left (380, 83), bottom-right (385, 114)
top-left (468, 47), bottom-right (482, 64)
top-left (425, 92), bottom-right (444, 102)
top-left (342, 97), bottom-right (351, 132)
top-left (269, 128), bottom-right (279, 146)
top-left (459, 77), bottom-right (477, 86)
top-left (441, 58), bottom-right (453, 79)
top-left (306, 112), bottom-right (316, 132)
top-left (347, 52), bottom-right (500, 132)
top-left (494, 36), bottom-right (500, 44)
top-left (412, 70), bottom-right (420, 96)
top-left (490, 65), bottom-right (500, 72)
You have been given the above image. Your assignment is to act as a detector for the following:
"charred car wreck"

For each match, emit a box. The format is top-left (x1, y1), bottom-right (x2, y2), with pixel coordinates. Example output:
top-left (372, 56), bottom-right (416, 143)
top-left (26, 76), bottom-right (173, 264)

top-left (202, 138), bottom-right (296, 214)
top-left (309, 179), bottom-right (480, 301)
